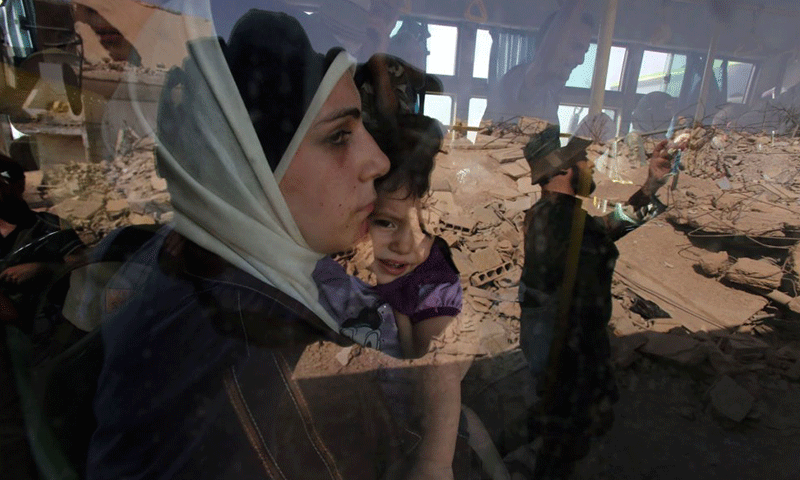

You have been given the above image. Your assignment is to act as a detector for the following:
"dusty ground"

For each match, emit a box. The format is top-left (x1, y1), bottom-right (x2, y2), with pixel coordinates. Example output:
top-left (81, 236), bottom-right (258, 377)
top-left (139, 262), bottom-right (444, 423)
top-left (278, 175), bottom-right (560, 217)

top-left (576, 357), bottom-right (800, 480)
top-left (26, 35), bottom-right (800, 474)
top-left (11, 2), bottom-right (799, 478)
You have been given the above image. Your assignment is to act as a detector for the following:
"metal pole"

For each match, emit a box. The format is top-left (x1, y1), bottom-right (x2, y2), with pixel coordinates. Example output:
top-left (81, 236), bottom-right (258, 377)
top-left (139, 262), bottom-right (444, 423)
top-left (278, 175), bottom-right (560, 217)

top-left (693, 23), bottom-right (721, 126)
top-left (587, 0), bottom-right (619, 119)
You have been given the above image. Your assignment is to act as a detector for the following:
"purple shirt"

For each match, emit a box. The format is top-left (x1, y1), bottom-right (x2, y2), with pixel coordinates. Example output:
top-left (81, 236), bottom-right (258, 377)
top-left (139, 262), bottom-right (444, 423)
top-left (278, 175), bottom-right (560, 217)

top-left (313, 237), bottom-right (462, 358)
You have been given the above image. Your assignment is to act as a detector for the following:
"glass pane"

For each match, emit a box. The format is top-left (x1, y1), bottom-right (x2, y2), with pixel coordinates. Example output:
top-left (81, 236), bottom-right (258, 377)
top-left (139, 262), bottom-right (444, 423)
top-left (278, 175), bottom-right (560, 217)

top-left (566, 43), bottom-right (597, 88)
top-left (426, 24), bottom-right (458, 76)
top-left (637, 51), bottom-right (687, 96)
top-left (467, 97), bottom-right (488, 141)
top-left (424, 94), bottom-right (453, 126)
top-left (727, 61), bottom-right (754, 103)
top-left (565, 44), bottom-right (627, 91)
top-left (606, 46), bottom-right (627, 91)
top-left (473, 28), bottom-right (492, 79)
top-left (557, 105), bottom-right (616, 134)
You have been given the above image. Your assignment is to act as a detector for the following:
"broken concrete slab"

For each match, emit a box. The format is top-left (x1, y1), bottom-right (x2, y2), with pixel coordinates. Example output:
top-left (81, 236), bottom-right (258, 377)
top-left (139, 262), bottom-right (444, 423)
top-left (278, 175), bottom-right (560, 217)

top-left (51, 198), bottom-right (103, 220)
top-left (497, 301), bottom-right (520, 318)
top-left (440, 214), bottom-right (477, 234)
top-left (469, 248), bottom-right (504, 272)
top-left (150, 175), bottom-right (167, 191)
top-left (499, 159), bottom-right (530, 180)
top-left (610, 298), bottom-right (646, 336)
top-left (610, 333), bottom-right (648, 368)
top-left (488, 147), bottom-right (525, 164)
top-left (695, 251), bottom-right (730, 277)
top-left (615, 222), bottom-right (768, 330)
top-left (668, 189), bottom-right (800, 238)
top-left (708, 375), bottom-right (755, 422)
top-left (470, 261), bottom-right (516, 287)
top-left (723, 258), bottom-right (783, 292)
top-left (469, 134), bottom-right (516, 150)
top-left (430, 191), bottom-right (456, 209)
top-left (516, 178), bottom-right (538, 195)
top-left (505, 197), bottom-right (533, 215)
top-left (638, 331), bottom-right (707, 366)
top-left (129, 213), bottom-right (156, 225)
top-left (105, 199), bottom-right (129, 213)
top-left (335, 346), bottom-right (353, 366)
top-left (477, 319), bottom-right (512, 356)
top-left (472, 206), bottom-right (501, 228)
top-left (788, 243), bottom-right (800, 278)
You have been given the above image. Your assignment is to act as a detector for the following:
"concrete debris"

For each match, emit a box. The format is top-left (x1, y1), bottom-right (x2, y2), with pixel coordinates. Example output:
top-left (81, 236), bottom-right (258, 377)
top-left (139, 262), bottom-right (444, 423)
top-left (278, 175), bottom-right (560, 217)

top-left (440, 215), bottom-right (477, 234)
top-left (499, 160), bottom-right (530, 180)
top-left (469, 248), bottom-right (504, 272)
top-left (335, 346), bottom-right (354, 366)
top-left (37, 119), bottom-right (800, 382)
top-left (790, 243), bottom-right (800, 278)
top-left (615, 222), bottom-right (768, 330)
top-left (105, 198), bottom-right (129, 213)
top-left (50, 198), bottom-right (103, 220)
top-left (637, 331), bottom-right (707, 366)
top-left (723, 258), bottom-right (783, 292)
top-left (488, 147), bottom-right (525, 164)
top-left (470, 261), bottom-right (516, 287)
top-left (707, 375), bottom-right (755, 423)
top-left (764, 290), bottom-right (800, 316)
top-left (38, 128), bottom-right (169, 243)
top-left (695, 251), bottom-right (730, 277)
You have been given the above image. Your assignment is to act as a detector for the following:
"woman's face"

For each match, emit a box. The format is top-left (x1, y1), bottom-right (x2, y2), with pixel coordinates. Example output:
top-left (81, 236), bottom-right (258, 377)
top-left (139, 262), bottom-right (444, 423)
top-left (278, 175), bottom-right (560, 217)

top-left (280, 74), bottom-right (390, 254)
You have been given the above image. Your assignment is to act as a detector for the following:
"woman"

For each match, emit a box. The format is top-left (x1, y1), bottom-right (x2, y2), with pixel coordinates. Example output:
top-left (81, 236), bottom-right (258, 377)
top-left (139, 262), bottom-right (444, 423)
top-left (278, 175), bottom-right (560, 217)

top-left (87, 9), bottom-right (407, 480)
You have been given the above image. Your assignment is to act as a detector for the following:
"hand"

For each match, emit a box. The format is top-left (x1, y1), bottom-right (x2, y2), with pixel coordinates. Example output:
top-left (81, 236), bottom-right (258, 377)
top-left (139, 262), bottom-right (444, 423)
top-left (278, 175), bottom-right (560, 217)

top-left (0, 263), bottom-right (48, 285)
top-left (643, 139), bottom-right (673, 195)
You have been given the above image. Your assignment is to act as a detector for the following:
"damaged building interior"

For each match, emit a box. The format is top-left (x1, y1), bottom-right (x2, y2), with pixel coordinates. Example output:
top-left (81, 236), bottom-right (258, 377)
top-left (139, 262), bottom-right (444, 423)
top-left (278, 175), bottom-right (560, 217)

top-left (1, 0), bottom-right (800, 479)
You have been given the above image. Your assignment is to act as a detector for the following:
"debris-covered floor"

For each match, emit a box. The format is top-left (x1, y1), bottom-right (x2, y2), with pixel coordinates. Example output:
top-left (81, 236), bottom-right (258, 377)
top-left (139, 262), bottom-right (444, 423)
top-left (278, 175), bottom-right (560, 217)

top-left (29, 117), bottom-right (800, 478)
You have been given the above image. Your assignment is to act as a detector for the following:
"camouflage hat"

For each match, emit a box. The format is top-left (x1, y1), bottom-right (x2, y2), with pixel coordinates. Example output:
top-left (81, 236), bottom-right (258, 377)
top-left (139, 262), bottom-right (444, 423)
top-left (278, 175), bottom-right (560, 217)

top-left (523, 124), bottom-right (591, 185)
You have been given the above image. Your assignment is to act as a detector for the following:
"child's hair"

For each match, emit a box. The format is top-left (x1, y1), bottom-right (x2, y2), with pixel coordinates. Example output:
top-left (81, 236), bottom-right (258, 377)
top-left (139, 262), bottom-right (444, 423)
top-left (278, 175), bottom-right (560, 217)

top-left (354, 53), bottom-right (444, 200)
top-left (368, 113), bottom-right (443, 199)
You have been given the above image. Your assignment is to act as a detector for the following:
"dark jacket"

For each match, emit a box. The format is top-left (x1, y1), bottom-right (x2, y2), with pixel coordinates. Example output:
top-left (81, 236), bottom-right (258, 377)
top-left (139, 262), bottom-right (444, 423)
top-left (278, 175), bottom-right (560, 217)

top-left (87, 229), bottom-right (405, 480)
top-left (519, 192), bottom-right (620, 444)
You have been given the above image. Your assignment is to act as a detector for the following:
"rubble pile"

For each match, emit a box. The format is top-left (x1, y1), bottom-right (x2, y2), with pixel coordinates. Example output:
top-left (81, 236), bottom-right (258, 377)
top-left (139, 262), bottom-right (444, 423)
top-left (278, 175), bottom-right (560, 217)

top-left (30, 119), bottom-right (800, 439)
top-left (425, 118), bottom-right (800, 437)
top-left (38, 129), bottom-right (169, 244)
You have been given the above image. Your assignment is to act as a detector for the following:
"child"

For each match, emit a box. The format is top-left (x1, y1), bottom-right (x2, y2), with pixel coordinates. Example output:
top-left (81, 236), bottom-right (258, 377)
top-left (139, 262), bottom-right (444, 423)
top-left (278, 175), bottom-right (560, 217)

top-left (313, 54), bottom-right (469, 479)
top-left (313, 112), bottom-right (467, 479)
top-left (313, 111), bottom-right (460, 360)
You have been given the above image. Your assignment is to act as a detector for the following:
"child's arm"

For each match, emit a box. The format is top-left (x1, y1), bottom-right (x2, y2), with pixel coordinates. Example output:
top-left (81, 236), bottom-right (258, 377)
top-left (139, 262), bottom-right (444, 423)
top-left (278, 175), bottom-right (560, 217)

top-left (396, 312), bottom-right (451, 359)
top-left (406, 314), bottom-right (468, 480)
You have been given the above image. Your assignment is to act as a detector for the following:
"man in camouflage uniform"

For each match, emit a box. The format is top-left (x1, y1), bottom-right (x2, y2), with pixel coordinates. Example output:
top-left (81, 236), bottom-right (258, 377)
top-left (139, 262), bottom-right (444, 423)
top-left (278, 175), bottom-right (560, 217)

top-left (513, 125), bottom-right (673, 479)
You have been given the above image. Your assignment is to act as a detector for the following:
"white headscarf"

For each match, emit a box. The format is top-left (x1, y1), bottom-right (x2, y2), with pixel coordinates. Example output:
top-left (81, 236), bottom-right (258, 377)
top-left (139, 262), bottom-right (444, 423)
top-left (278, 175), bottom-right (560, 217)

top-left (131, 1), bottom-right (355, 332)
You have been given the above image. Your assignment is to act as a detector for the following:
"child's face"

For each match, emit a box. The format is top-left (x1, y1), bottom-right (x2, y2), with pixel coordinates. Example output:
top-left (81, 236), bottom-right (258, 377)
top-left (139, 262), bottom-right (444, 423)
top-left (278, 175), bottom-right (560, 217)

top-left (368, 188), bottom-right (434, 285)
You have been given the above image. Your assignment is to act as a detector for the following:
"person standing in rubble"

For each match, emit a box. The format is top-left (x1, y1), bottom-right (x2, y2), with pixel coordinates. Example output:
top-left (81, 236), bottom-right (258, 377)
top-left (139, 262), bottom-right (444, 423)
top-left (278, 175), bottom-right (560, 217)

top-left (509, 124), bottom-right (674, 479)
top-left (483, 0), bottom-right (594, 126)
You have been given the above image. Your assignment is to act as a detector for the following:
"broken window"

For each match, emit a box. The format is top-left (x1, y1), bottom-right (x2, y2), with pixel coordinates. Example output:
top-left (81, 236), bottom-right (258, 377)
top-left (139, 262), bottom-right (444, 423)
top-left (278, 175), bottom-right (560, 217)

top-left (565, 43), bottom-right (627, 91)
top-left (423, 92), bottom-right (453, 126)
top-left (636, 50), bottom-right (687, 97)
top-left (472, 28), bottom-right (492, 79)
top-left (425, 23), bottom-right (458, 76)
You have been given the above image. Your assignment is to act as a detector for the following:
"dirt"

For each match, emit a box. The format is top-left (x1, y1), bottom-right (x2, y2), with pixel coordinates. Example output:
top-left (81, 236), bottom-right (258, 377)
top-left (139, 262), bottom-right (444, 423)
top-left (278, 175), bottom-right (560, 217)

top-left (26, 62), bottom-right (800, 476)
